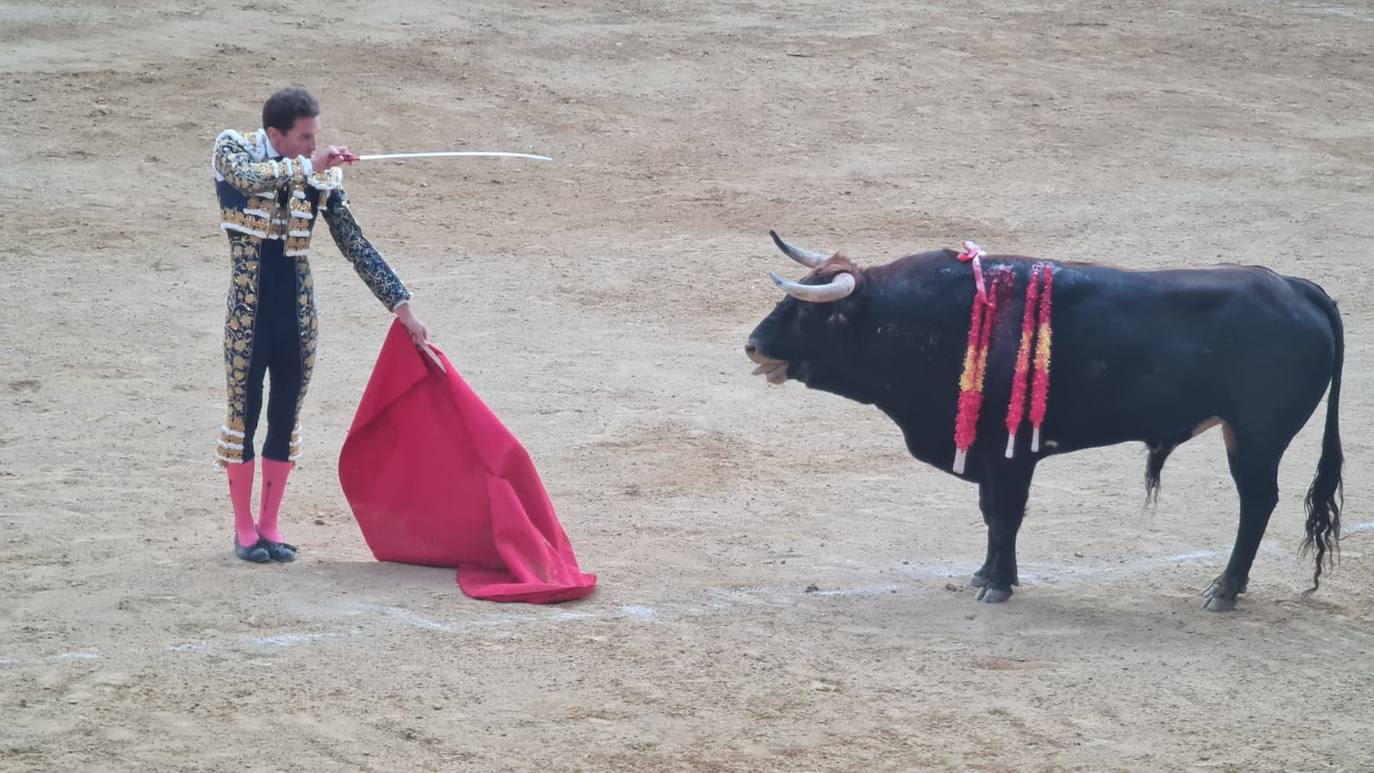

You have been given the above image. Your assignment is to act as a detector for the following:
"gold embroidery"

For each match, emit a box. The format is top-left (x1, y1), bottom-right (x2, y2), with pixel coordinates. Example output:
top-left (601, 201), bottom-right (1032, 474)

top-left (214, 418), bottom-right (248, 468)
top-left (220, 207), bottom-right (271, 237)
top-left (285, 234), bottom-right (311, 255)
top-left (213, 150), bottom-right (374, 466)
top-left (307, 166), bottom-right (344, 191)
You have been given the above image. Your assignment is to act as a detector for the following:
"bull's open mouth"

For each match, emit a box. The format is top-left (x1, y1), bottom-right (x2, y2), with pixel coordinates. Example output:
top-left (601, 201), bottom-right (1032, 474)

top-left (750, 359), bottom-right (790, 384)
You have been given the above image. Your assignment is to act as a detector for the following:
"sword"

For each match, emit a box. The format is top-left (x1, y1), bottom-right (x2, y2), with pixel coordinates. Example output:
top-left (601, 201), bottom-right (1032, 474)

top-left (354, 151), bottom-right (553, 162)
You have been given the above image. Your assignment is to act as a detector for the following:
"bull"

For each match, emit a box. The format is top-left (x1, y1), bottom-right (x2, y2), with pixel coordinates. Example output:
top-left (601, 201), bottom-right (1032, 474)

top-left (745, 230), bottom-right (1344, 611)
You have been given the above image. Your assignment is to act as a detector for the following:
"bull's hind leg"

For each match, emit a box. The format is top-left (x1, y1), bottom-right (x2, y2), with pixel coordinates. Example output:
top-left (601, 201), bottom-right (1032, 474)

top-left (1203, 432), bottom-right (1281, 612)
top-left (969, 465), bottom-right (1034, 603)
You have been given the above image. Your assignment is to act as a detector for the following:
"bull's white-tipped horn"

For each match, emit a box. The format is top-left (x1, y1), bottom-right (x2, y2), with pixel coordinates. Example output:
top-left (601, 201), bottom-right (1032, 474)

top-left (769, 229), bottom-right (830, 269)
top-left (769, 271), bottom-right (857, 303)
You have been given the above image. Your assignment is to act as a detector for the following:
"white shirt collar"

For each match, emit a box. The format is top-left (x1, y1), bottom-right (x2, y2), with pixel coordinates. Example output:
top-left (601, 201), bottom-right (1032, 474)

top-left (259, 128), bottom-right (279, 160)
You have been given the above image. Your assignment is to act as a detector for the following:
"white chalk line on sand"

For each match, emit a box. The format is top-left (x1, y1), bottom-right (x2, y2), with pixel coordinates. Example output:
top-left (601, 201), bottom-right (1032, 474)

top-left (1309, 5), bottom-right (1374, 23)
top-left (336, 603), bottom-right (601, 634)
top-left (51, 651), bottom-right (102, 661)
top-left (249, 632), bottom-right (339, 648)
top-left (5, 524), bottom-right (1368, 669)
top-left (0, 604), bottom-right (651, 669)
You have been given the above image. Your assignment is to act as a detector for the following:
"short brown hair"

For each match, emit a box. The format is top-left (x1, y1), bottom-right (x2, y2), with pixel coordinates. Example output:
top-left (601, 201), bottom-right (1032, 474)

top-left (262, 87), bottom-right (319, 133)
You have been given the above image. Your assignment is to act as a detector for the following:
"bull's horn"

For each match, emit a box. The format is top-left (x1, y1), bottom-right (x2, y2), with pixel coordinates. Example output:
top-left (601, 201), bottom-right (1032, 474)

top-left (769, 229), bottom-right (830, 269)
top-left (769, 271), bottom-right (857, 303)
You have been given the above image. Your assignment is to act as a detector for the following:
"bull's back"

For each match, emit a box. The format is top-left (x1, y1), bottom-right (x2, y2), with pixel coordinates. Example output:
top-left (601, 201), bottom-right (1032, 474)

top-left (1039, 263), bottom-right (1335, 449)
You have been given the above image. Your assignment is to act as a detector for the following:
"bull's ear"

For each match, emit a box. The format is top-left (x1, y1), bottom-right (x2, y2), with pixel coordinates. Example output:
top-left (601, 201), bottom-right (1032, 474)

top-left (830, 284), bottom-right (870, 323)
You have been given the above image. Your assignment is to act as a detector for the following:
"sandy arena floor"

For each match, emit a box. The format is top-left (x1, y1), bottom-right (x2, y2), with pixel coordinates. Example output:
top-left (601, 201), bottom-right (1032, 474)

top-left (2, 1), bottom-right (1372, 770)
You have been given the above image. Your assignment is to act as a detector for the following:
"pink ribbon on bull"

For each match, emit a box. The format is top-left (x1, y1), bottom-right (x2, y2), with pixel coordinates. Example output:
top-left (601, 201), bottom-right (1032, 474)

top-left (957, 240), bottom-right (987, 303)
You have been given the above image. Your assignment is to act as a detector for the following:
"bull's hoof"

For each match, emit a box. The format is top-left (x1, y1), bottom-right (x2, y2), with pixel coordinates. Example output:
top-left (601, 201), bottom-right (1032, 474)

top-left (1202, 595), bottom-right (1237, 612)
top-left (1201, 575), bottom-right (1244, 612)
top-left (976, 587), bottom-right (1013, 604)
top-left (968, 569), bottom-right (1020, 589)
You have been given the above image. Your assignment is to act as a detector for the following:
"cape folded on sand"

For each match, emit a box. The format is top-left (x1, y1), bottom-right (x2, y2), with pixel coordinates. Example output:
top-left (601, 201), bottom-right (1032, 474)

top-left (338, 321), bottom-right (596, 603)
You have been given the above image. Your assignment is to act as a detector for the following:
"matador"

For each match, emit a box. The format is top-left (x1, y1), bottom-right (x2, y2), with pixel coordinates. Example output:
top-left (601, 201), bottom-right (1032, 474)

top-left (211, 87), bottom-right (429, 563)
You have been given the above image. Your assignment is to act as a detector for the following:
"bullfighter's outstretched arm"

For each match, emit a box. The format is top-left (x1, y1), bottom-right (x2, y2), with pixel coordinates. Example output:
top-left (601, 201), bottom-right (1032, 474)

top-left (322, 188), bottom-right (413, 312)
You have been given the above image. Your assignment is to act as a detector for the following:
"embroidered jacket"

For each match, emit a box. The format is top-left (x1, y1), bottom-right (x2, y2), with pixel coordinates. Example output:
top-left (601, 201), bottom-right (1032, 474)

top-left (211, 128), bottom-right (412, 467)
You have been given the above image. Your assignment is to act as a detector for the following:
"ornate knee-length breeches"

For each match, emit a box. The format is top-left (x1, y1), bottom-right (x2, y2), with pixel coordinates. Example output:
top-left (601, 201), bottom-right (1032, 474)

top-left (216, 235), bottom-right (318, 466)
top-left (210, 127), bottom-right (411, 467)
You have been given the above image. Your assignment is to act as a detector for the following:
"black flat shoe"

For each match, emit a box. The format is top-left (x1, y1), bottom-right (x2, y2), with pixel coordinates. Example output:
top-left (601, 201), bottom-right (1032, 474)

top-left (259, 537), bottom-right (297, 563)
top-left (235, 536), bottom-right (271, 563)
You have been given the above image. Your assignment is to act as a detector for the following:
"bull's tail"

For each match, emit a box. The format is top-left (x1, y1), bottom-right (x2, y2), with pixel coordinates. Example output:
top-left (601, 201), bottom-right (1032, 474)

top-left (1300, 287), bottom-right (1344, 593)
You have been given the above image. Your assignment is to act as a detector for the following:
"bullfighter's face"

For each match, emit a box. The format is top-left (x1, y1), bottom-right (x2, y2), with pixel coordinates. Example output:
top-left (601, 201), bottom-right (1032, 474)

top-left (267, 115), bottom-right (321, 160)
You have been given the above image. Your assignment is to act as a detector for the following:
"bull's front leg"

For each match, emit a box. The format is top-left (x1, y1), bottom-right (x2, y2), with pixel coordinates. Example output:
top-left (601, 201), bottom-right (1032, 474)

top-left (967, 464), bottom-right (1035, 603)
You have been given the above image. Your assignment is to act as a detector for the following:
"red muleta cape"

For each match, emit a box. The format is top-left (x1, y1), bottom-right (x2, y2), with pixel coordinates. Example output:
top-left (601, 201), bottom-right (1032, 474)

top-left (338, 321), bottom-right (596, 603)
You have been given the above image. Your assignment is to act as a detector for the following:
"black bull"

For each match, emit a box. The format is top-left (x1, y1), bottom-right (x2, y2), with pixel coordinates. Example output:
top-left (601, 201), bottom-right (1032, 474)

top-left (746, 232), bottom-right (1344, 611)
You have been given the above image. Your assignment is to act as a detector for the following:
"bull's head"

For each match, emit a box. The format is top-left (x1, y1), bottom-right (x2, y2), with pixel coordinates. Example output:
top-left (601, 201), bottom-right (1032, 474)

top-left (745, 230), bottom-right (868, 396)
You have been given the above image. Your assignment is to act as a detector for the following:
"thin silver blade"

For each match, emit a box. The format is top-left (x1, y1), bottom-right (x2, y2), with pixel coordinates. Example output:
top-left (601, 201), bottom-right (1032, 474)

top-left (356, 151), bottom-right (553, 162)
